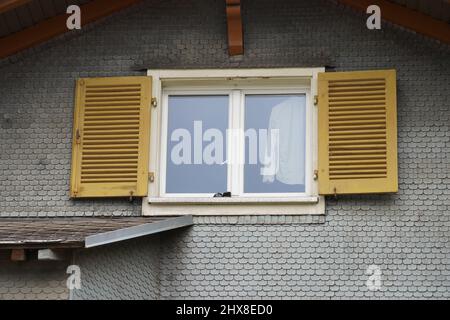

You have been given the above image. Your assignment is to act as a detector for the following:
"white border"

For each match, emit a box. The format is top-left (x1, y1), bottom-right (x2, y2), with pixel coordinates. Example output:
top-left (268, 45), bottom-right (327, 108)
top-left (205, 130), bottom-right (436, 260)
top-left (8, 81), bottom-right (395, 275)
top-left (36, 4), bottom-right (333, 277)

top-left (143, 68), bottom-right (325, 216)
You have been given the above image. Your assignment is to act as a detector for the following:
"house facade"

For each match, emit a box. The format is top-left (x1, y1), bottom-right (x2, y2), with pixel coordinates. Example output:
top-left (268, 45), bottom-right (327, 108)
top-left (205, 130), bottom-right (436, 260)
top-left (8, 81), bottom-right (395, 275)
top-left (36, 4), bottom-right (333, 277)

top-left (0, 0), bottom-right (449, 299)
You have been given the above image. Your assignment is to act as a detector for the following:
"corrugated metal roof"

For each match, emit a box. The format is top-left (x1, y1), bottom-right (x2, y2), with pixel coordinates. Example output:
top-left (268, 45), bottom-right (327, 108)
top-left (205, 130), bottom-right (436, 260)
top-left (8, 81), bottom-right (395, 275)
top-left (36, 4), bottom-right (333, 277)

top-left (0, 216), bottom-right (193, 249)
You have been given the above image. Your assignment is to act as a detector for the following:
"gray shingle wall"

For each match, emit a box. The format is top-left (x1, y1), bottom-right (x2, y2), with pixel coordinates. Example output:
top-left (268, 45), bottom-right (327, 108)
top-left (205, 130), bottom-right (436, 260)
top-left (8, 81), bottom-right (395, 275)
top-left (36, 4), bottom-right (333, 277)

top-left (160, 215), bottom-right (449, 299)
top-left (0, 256), bottom-right (69, 300)
top-left (71, 236), bottom-right (160, 300)
top-left (0, 0), bottom-right (448, 299)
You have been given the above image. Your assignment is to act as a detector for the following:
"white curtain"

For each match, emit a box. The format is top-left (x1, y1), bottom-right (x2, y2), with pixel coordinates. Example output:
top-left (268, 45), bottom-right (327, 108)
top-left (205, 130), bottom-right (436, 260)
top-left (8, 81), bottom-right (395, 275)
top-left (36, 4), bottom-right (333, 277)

top-left (261, 96), bottom-right (305, 185)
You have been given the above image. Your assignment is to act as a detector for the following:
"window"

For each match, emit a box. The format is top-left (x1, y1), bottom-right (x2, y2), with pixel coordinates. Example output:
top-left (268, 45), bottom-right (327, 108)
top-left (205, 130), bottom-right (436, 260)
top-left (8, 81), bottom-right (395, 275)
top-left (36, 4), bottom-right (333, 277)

top-left (164, 94), bottom-right (229, 194)
top-left (244, 94), bottom-right (306, 195)
top-left (69, 69), bottom-right (396, 210)
top-left (144, 68), bottom-right (325, 216)
top-left (159, 81), bottom-right (315, 200)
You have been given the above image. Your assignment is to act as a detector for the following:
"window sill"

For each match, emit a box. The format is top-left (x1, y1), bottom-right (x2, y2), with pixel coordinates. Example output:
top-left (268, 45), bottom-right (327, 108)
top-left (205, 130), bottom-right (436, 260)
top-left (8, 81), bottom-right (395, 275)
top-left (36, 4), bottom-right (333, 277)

top-left (144, 196), bottom-right (325, 216)
top-left (148, 196), bottom-right (319, 204)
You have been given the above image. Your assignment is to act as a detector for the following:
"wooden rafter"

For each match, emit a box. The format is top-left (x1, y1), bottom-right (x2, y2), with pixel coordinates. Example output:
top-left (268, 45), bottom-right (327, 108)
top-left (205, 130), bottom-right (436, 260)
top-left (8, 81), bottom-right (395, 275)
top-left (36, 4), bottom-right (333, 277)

top-left (0, 0), bottom-right (448, 59)
top-left (226, 0), bottom-right (243, 55)
top-left (338, 0), bottom-right (450, 44)
top-left (0, 0), bottom-right (143, 59)
top-left (0, 0), bottom-right (31, 14)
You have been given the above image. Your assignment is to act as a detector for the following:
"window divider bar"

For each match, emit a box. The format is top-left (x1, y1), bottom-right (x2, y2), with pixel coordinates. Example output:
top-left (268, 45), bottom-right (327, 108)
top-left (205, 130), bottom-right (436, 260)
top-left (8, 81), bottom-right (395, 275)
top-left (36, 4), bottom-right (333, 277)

top-left (230, 89), bottom-right (243, 196)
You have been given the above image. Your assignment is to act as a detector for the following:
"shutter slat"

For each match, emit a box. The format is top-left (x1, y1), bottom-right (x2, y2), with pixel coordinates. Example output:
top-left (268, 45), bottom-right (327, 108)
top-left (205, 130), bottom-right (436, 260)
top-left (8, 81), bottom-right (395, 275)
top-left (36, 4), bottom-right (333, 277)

top-left (329, 106), bottom-right (386, 111)
top-left (330, 118), bottom-right (386, 124)
top-left (329, 125), bottom-right (386, 131)
top-left (82, 154), bottom-right (139, 159)
top-left (83, 132), bottom-right (140, 137)
top-left (318, 70), bottom-right (398, 194)
top-left (329, 155), bottom-right (386, 160)
top-left (329, 101), bottom-right (386, 107)
top-left (85, 97), bottom-right (141, 102)
top-left (330, 159), bottom-right (386, 164)
top-left (85, 106), bottom-right (141, 111)
top-left (330, 134), bottom-right (386, 141)
top-left (329, 86), bottom-right (385, 92)
top-left (83, 139), bottom-right (139, 144)
top-left (329, 129), bottom-right (386, 135)
top-left (328, 175), bottom-right (388, 180)
top-left (83, 121), bottom-right (140, 126)
top-left (329, 97), bottom-right (385, 102)
top-left (84, 115), bottom-right (141, 120)
top-left (85, 103), bottom-right (141, 107)
top-left (84, 110), bottom-right (140, 116)
top-left (85, 89), bottom-right (141, 93)
top-left (329, 92), bottom-right (385, 98)
top-left (329, 110), bottom-right (386, 116)
top-left (86, 92), bottom-right (142, 96)
top-left (329, 150), bottom-right (387, 155)
top-left (70, 76), bottom-right (151, 198)
top-left (329, 140), bottom-right (386, 146)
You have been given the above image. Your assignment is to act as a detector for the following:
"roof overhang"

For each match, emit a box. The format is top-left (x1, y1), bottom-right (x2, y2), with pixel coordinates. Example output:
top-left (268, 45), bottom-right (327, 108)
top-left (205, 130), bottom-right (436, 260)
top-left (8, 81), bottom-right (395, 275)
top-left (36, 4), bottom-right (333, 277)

top-left (0, 216), bottom-right (193, 249)
top-left (0, 0), bottom-right (448, 61)
top-left (337, 0), bottom-right (450, 44)
top-left (85, 215), bottom-right (193, 248)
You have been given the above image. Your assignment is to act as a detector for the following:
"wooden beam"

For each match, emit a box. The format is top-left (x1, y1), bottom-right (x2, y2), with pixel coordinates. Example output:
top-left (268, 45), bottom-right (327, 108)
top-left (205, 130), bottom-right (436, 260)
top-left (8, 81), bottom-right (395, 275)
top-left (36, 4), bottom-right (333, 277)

top-left (338, 0), bottom-right (450, 44)
top-left (38, 249), bottom-right (69, 261)
top-left (10, 249), bottom-right (26, 261)
top-left (0, 0), bottom-right (143, 59)
top-left (226, 0), bottom-right (243, 55)
top-left (0, 0), bottom-right (32, 14)
top-left (0, 243), bottom-right (83, 250)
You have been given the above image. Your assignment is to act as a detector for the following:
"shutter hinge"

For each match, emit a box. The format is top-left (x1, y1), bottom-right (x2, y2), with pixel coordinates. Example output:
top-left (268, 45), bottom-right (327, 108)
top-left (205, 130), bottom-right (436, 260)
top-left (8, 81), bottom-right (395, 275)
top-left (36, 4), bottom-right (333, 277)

top-left (149, 172), bottom-right (155, 183)
top-left (75, 129), bottom-right (81, 144)
top-left (314, 95), bottom-right (318, 106)
top-left (151, 97), bottom-right (157, 108)
top-left (313, 170), bottom-right (318, 181)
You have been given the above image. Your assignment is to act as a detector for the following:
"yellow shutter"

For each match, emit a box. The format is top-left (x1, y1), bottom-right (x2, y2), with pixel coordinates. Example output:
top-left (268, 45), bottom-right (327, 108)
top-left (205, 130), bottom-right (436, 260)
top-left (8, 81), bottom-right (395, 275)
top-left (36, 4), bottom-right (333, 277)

top-left (70, 76), bottom-right (151, 198)
top-left (318, 70), bottom-right (398, 195)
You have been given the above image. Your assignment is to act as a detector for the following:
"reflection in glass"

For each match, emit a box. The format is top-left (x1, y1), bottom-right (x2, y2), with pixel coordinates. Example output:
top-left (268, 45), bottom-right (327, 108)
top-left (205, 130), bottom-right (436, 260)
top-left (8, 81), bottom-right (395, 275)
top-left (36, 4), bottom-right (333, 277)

top-left (244, 94), bottom-right (306, 193)
top-left (166, 95), bottom-right (228, 194)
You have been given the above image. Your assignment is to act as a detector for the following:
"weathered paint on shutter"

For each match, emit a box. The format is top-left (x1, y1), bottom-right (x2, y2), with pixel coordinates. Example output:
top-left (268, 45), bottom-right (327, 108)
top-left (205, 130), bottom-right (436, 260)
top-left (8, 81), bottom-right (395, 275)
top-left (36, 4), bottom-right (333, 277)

top-left (318, 70), bottom-right (398, 195)
top-left (70, 76), bottom-right (151, 198)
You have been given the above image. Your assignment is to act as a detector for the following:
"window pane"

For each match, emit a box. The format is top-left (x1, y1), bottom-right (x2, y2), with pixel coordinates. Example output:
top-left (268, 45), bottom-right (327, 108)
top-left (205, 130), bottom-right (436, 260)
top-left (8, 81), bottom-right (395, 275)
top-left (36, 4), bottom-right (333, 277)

top-left (244, 94), bottom-right (306, 193)
top-left (166, 95), bottom-right (228, 194)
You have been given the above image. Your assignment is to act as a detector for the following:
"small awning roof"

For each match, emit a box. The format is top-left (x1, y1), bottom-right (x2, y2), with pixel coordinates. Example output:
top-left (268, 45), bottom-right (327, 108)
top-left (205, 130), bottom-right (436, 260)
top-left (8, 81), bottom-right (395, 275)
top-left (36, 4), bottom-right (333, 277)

top-left (0, 216), bottom-right (193, 249)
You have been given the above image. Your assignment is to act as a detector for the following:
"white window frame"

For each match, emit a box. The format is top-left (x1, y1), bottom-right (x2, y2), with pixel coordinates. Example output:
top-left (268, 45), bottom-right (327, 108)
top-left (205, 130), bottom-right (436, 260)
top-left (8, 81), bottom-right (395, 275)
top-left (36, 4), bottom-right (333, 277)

top-left (142, 68), bottom-right (325, 216)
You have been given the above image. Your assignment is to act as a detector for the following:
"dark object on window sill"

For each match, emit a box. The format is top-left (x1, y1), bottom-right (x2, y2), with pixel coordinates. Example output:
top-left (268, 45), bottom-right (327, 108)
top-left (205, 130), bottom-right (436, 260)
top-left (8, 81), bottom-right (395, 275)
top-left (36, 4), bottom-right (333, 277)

top-left (213, 192), bottom-right (232, 198)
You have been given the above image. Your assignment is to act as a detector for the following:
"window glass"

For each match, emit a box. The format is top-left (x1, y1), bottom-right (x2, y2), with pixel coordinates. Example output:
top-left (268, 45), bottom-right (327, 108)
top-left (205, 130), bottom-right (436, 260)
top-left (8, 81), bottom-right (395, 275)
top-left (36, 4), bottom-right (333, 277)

top-left (244, 94), bottom-right (306, 193)
top-left (166, 95), bottom-right (228, 194)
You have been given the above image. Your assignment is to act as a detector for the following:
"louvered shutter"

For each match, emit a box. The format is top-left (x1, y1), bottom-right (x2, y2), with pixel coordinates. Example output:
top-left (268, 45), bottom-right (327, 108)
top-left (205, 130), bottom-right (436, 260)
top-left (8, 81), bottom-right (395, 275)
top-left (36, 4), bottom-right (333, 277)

top-left (318, 70), bottom-right (398, 195)
top-left (70, 76), bottom-right (151, 198)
